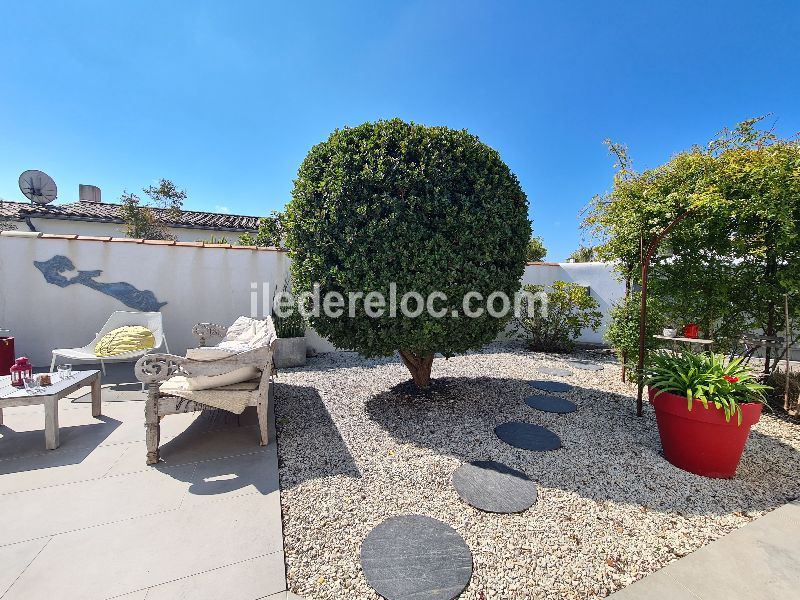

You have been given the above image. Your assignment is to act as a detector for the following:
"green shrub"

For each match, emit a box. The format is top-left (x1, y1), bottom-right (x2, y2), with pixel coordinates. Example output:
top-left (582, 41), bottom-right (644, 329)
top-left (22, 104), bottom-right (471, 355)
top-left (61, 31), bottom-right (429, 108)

top-left (605, 291), bottom-right (666, 378)
top-left (514, 281), bottom-right (601, 352)
top-left (286, 119), bottom-right (530, 387)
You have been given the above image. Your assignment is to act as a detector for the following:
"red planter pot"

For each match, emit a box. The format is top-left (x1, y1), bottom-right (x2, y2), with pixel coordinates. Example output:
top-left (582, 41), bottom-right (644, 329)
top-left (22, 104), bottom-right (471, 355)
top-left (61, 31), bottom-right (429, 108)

top-left (648, 388), bottom-right (762, 478)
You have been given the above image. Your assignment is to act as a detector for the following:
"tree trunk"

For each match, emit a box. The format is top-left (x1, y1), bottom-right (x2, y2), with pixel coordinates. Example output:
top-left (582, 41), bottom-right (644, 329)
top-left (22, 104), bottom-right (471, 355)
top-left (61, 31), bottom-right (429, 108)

top-left (764, 292), bottom-right (777, 375)
top-left (398, 350), bottom-right (434, 389)
top-left (784, 294), bottom-right (791, 412)
top-left (763, 243), bottom-right (778, 374)
top-left (621, 275), bottom-right (631, 383)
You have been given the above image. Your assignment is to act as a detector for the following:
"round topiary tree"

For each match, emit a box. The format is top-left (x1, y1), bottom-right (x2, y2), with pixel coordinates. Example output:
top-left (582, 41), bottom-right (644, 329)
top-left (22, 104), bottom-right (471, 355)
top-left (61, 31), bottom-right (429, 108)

top-left (286, 119), bottom-right (530, 387)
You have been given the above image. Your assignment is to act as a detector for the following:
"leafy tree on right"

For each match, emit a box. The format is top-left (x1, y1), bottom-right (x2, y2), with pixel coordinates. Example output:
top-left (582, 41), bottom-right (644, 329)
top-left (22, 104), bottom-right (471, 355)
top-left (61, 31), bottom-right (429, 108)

top-left (585, 118), bottom-right (800, 374)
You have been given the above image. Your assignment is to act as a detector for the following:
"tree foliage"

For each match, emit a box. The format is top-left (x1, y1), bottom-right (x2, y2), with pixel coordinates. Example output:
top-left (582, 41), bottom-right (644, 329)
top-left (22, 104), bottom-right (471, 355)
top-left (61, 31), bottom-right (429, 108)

top-left (286, 119), bottom-right (531, 387)
top-left (514, 281), bottom-right (601, 352)
top-left (604, 291), bottom-right (665, 380)
top-left (526, 236), bottom-right (547, 262)
top-left (238, 210), bottom-right (286, 247)
top-left (567, 245), bottom-right (597, 262)
top-left (0, 200), bottom-right (16, 231)
top-left (584, 118), bottom-right (800, 371)
top-left (120, 179), bottom-right (186, 240)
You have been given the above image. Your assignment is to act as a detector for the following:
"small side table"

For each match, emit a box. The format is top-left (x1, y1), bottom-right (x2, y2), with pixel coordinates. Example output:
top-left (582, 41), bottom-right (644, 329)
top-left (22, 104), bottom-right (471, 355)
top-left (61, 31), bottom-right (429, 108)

top-left (0, 370), bottom-right (102, 450)
top-left (653, 335), bottom-right (714, 353)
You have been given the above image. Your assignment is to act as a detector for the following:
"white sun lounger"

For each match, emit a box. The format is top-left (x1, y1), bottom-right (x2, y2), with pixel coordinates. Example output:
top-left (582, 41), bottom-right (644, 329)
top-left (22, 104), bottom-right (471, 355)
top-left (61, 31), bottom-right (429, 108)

top-left (50, 311), bottom-right (168, 384)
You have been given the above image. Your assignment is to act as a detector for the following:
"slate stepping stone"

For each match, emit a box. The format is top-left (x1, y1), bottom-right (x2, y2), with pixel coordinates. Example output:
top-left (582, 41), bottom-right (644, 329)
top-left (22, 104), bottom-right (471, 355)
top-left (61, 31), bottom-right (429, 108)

top-left (529, 379), bottom-right (572, 393)
top-left (451, 460), bottom-right (538, 513)
top-left (538, 367), bottom-right (573, 378)
top-left (525, 394), bottom-right (577, 414)
top-left (569, 360), bottom-right (604, 372)
top-left (360, 515), bottom-right (473, 600)
top-left (495, 421), bottom-right (562, 451)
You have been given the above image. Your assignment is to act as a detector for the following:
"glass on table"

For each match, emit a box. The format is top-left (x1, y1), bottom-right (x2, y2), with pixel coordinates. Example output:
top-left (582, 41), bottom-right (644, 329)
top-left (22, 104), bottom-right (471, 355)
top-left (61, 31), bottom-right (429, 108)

top-left (57, 364), bottom-right (72, 380)
top-left (23, 377), bottom-right (38, 394)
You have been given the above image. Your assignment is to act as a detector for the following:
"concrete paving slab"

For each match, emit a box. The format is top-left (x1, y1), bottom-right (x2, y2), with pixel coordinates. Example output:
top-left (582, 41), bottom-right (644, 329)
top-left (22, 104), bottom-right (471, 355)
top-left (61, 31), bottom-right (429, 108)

top-left (106, 424), bottom-right (269, 475)
top-left (0, 413), bottom-right (123, 459)
top-left (0, 443), bottom-right (129, 494)
top-left (0, 464), bottom-right (195, 545)
top-left (108, 591), bottom-right (149, 600)
top-left (4, 493), bottom-right (283, 599)
top-left (611, 567), bottom-right (700, 599)
top-left (145, 552), bottom-right (286, 600)
top-left (180, 449), bottom-right (279, 504)
top-left (610, 499), bottom-right (800, 600)
top-left (0, 538), bottom-right (50, 596)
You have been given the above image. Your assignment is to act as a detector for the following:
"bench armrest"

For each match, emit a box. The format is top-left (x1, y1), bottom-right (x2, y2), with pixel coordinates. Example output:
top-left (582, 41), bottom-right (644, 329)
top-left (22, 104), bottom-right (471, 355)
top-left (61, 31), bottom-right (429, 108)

top-left (135, 353), bottom-right (186, 384)
top-left (135, 347), bottom-right (274, 384)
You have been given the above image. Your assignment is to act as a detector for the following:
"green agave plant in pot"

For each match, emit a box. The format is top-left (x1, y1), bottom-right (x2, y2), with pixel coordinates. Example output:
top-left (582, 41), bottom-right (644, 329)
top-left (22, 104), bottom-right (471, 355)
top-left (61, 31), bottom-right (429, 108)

top-left (647, 351), bottom-right (770, 478)
top-left (272, 280), bottom-right (307, 369)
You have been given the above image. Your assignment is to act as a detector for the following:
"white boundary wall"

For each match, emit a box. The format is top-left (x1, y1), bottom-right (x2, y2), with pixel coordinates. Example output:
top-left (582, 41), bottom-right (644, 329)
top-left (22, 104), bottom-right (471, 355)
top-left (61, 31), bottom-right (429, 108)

top-left (0, 233), bottom-right (623, 366)
top-left (521, 262), bottom-right (625, 344)
top-left (0, 233), bottom-right (310, 366)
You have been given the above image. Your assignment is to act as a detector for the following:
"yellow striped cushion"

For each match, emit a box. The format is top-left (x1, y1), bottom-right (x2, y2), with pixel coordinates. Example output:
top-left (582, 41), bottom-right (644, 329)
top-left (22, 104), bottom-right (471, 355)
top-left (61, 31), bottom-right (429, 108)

top-left (95, 326), bottom-right (156, 357)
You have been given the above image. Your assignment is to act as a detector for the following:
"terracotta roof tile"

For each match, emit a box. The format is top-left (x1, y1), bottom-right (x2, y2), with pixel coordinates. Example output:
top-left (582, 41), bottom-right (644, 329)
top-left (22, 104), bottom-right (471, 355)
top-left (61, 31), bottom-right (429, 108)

top-left (0, 230), bottom-right (41, 238)
top-left (0, 229), bottom-right (285, 251)
top-left (141, 239), bottom-right (176, 246)
top-left (109, 237), bottom-right (144, 243)
top-left (40, 233), bottom-right (78, 240)
top-left (0, 200), bottom-right (260, 232)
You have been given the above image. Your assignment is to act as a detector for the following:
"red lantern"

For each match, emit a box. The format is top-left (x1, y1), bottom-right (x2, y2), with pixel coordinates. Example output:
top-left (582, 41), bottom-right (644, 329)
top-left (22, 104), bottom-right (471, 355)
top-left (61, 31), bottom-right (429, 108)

top-left (683, 323), bottom-right (700, 339)
top-left (10, 357), bottom-right (33, 388)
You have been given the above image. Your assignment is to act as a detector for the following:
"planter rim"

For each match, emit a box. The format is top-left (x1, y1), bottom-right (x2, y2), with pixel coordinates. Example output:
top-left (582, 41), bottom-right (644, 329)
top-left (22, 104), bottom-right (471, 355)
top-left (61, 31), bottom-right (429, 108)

top-left (648, 387), bottom-right (763, 427)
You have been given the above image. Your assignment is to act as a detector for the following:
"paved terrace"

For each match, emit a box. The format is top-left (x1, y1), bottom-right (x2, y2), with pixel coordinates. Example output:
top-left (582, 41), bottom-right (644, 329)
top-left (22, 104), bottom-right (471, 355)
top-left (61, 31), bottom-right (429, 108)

top-left (0, 365), bottom-right (295, 600)
top-left (610, 498), bottom-right (800, 600)
top-left (2, 360), bottom-right (799, 599)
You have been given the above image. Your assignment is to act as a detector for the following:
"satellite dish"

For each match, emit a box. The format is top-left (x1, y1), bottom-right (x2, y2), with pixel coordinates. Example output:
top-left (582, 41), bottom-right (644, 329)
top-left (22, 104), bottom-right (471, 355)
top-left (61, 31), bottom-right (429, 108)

top-left (19, 170), bottom-right (57, 204)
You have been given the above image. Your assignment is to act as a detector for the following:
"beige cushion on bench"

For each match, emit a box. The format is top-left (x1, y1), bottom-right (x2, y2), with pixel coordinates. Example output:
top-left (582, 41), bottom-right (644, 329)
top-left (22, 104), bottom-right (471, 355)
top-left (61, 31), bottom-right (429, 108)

top-left (183, 317), bottom-right (273, 390)
top-left (160, 376), bottom-right (260, 414)
top-left (185, 366), bottom-right (260, 391)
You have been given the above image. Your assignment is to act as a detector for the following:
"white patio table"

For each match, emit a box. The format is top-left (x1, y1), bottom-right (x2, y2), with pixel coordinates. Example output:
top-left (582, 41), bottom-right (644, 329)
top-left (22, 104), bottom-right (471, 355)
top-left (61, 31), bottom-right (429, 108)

top-left (0, 370), bottom-right (101, 450)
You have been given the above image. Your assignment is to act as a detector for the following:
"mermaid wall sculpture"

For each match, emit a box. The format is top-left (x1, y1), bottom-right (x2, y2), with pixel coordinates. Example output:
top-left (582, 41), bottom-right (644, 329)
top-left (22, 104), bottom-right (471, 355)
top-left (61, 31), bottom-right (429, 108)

top-left (34, 255), bottom-right (167, 312)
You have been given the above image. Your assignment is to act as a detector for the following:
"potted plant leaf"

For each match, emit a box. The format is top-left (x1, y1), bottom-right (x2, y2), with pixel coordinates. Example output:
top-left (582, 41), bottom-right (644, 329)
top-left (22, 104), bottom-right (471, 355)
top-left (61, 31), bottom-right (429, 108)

top-left (647, 351), bottom-right (770, 478)
top-left (272, 280), bottom-right (307, 369)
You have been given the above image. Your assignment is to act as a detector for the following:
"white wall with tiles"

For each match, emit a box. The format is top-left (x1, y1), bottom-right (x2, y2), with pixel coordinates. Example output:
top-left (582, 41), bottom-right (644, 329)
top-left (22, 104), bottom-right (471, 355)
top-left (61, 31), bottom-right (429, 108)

top-left (0, 232), bottom-right (623, 367)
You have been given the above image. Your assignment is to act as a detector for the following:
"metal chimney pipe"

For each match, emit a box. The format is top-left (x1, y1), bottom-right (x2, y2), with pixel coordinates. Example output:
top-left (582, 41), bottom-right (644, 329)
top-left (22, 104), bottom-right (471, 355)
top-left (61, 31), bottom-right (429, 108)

top-left (79, 184), bottom-right (102, 203)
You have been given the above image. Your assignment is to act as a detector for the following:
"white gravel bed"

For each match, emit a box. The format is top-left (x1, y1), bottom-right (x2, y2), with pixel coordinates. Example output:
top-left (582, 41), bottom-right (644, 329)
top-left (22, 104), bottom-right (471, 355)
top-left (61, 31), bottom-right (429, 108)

top-left (275, 344), bottom-right (800, 599)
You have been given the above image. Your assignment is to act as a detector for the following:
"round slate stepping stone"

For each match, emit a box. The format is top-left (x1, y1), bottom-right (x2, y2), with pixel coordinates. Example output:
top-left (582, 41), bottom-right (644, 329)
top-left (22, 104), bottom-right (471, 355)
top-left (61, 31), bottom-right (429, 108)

top-left (451, 460), bottom-right (538, 513)
top-left (538, 367), bottom-right (573, 377)
top-left (529, 379), bottom-right (572, 393)
top-left (569, 360), bottom-right (604, 372)
top-left (525, 394), bottom-right (577, 414)
top-left (360, 515), bottom-right (472, 600)
top-left (495, 421), bottom-right (562, 451)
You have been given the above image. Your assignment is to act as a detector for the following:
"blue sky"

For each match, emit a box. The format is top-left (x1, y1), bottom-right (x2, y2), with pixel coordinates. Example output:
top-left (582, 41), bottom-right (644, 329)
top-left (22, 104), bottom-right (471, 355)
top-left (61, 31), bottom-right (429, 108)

top-left (2, 1), bottom-right (798, 260)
